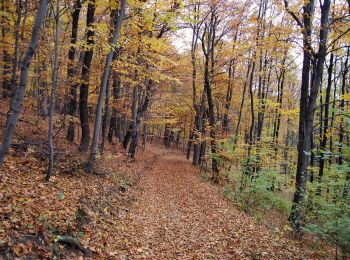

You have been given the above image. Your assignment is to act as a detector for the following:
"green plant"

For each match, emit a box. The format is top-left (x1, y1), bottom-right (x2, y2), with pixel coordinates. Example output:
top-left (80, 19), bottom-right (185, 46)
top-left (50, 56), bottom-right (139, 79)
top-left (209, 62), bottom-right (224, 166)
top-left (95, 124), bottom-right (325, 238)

top-left (231, 169), bottom-right (291, 216)
top-left (305, 202), bottom-right (350, 257)
top-left (199, 171), bottom-right (209, 182)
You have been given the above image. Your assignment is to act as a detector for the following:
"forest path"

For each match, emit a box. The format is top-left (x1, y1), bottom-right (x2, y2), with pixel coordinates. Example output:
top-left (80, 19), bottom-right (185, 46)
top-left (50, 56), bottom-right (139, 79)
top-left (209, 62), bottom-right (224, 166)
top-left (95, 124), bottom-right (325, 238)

top-left (112, 146), bottom-right (314, 259)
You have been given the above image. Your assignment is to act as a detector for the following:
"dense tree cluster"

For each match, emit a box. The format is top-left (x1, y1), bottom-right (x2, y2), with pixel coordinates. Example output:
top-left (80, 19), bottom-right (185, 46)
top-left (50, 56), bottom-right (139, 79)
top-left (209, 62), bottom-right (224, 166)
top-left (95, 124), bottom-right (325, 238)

top-left (0, 0), bottom-right (349, 255)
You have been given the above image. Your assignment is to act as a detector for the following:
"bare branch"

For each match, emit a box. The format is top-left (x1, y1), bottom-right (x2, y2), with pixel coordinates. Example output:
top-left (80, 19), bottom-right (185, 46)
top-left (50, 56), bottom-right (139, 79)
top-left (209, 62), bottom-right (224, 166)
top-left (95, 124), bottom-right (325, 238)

top-left (283, 0), bottom-right (303, 28)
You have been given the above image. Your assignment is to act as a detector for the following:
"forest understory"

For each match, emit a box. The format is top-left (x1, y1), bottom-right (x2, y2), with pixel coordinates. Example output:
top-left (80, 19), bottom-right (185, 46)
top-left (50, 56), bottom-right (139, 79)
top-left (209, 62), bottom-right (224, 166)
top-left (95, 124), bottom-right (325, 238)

top-left (0, 101), bottom-right (333, 259)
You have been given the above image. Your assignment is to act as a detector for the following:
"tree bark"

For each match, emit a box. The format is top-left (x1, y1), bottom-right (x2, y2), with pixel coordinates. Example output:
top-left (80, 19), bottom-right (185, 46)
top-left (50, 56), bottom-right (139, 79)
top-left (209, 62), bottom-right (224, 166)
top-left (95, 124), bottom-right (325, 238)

top-left (317, 51), bottom-right (334, 190)
top-left (235, 60), bottom-right (252, 145)
top-left (100, 77), bottom-right (111, 154)
top-left (10, 0), bottom-right (22, 98)
top-left (108, 72), bottom-right (121, 142)
top-left (289, 0), bottom-right (331, 232)
top-left (1, 0), bottom-right (11, 98)
top-left (46, 0), bottom-right (60, 181)
top-left (66, 0), bottom-right (81, 143)
top-left (273, 52), bottom-right (287, 156)
top-left (0, 0), bottom-right (51, 165)
top-left (79, 0), bottom-right (96, 152)
top-left (128, 84), bottom-right (139, 157)
top-left (87, 0), bottom-right (126, 169)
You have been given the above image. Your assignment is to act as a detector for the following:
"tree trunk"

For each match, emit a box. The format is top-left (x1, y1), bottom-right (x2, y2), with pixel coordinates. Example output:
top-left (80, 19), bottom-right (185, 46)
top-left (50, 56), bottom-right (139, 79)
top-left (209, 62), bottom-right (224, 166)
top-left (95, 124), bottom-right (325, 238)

top-left (289, 0), bottom-right (331, 232)
top-left (108, 71), bottom-right (121, 143)
top-left (317, 51), bottom-right (334, 190)
top-left (10, 0), bottom-right (22, 98)
top-left (87, 0), bottom-right (126, 169)
top-left (0, 0), bottom-right (50, 165)
top-left (79, 0), bottom-right (96, 152)
top-left (248, 59), bottom-right (256, 150)
top-left (202, 26), bottom-right (219, 180)
top-left (100, 77), bottom-right (111, 154)
top-left (288, 0), bottom-right (314, 232)
top-left (193, 92), bottom-right (206, 165)
top-left (128, 84), bottom-right (139, 157)
top-left (342, 49), bottom-right (350, 198)
top-left (1, 0), bottom-right (11, 98)
top-left (273, 53), bottom-right (287, 156)
top-left (337, 50), bottom-right (348, 166)
top-left (235, 60), bottom-right (251, 145)
top-left (123, 79), bottom-right (152, 153)
top-left (223, 59), bottom-right (234, 135)
top-left (46, 0), bottom-right (60, 181)
top-left (66, 0), bottom-right (81, 143)
top-left (186, 129), bottom-right (193, 159)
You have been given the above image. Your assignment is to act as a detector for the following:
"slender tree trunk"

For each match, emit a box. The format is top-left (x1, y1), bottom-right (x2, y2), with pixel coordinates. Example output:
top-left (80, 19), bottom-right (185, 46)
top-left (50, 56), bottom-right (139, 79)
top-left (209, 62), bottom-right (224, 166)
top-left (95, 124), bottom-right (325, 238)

top-left (235, 60), bottom-right (251, 145)
top-left (142, 116), bottom-right (148, 152)
top-left (342, 49), bottom-right (350, 198)
top-left (66, 0), bottom-right (81, 142)
top-left (46, 0), bottom-right (60, 181)
top-left (123, 79), bottom-right (152, 152)
top-left (100, 77), bottom-right (111, 154)
top-left (290, 0), bottom-right (331, 232)
top-left (200, 112), bottom-right (207, 163)
top-left (248, 59), bottom-right (256, 151)
top-left (273, 54), bottom-right (287, 156)
top-left (87, 0), bottom-right (126, 169)
top-left (256, 52), bottom-right (267, 141)
top-left (317, 52), bottom-right (334, 190)
top-left (10, 0), bottom-right (22, 98)
top-left (38, 58), bottom-right (48, 118)
top-left (186, 129), bottom-right (193, 159)
top-left (193, 92), bottom-right (205, 165)
top-left (1, 0), bottom-right (11, 98)
top-left (202, 29), bottom-right (219, 180)
top-left (223, 59), bottom-right (234, 134)
top-left (128, 85), bottom-right (139, 157)
top-left (0, 0), bottom-right (50, 165)
top-left (123, 123), bottom-right (132, 150)
top-left (108, 72), bottom-right (121, 142)
top-left (79, 0), bottom-right (96, 152)
top-left (338, 50), bottom-right (348, 166)
top-left (190, 2), bottom-right (202, 165)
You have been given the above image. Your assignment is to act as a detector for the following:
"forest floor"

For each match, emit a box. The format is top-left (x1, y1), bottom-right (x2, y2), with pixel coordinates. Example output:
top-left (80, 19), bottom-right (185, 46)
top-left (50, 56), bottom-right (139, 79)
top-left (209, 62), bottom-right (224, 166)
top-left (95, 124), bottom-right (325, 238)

top-left (109, 146), bottom-right (330, 259)
top-left (0, 101), bottom-right (332, 259)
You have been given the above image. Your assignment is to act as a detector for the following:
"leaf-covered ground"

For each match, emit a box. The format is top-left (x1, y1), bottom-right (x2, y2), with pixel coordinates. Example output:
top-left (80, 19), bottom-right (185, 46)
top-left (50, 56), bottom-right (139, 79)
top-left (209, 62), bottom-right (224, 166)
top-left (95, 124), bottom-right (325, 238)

top-left (0, 102), bottom-right (331, 259)
top-left (108, 147), bottom-right (330, 259)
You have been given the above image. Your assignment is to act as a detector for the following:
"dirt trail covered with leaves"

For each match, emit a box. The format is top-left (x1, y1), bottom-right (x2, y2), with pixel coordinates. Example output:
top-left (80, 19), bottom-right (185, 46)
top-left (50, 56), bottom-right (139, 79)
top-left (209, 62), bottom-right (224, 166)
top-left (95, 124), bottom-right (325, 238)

top-left (0, 103), bottom-right (328, 258)
top-left (111, 147), bottom-right (321, 259)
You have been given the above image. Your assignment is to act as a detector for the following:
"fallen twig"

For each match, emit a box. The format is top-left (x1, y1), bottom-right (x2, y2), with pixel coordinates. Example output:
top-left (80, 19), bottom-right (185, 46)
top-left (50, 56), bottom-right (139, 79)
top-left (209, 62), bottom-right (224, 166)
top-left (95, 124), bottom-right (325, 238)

top-left (57, 236), bottom-right (92, 256)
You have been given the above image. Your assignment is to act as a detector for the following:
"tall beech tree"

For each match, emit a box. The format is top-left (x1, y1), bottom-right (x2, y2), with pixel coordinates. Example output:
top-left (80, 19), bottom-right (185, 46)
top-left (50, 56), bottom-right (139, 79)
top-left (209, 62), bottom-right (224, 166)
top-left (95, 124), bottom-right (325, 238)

top-left (46, 0), bottom-right (60, 181)
top-left (199, 0), bottom-right (233, 181)
top-left (88, 0), bottom-right (127, 171)
top-left (0, 0), bottom-right (51, 165)
top-left (66, 0), bottom-right (82, 143)
top-left (285, 0), bottom-right (332, 232)
top-left (79, 0), bottom-right (96, 152)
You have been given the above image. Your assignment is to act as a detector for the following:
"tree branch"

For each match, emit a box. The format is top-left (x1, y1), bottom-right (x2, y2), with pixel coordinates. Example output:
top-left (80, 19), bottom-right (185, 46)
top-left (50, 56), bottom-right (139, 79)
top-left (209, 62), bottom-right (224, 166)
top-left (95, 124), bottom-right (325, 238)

top-left (283, 0), bottom-right (303, 28)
